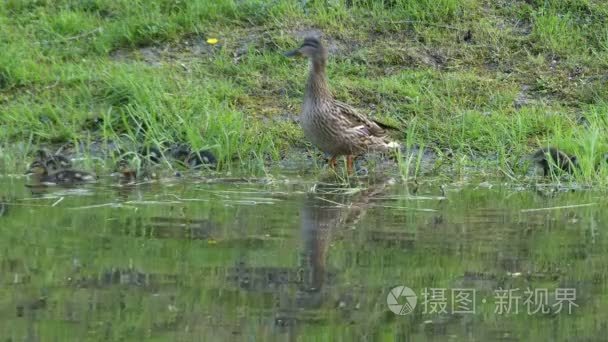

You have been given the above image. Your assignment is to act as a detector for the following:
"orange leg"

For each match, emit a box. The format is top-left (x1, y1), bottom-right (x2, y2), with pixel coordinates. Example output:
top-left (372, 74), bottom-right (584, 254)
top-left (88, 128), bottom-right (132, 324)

top-left (329, 156), bottom-right (337, 169)
top-left (346, 155), bottom-right (354, 174)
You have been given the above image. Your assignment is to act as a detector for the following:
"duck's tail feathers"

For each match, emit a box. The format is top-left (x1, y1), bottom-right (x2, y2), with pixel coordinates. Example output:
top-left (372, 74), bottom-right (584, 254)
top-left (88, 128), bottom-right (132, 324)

top-left (386, 141), bottom-right (401, 149)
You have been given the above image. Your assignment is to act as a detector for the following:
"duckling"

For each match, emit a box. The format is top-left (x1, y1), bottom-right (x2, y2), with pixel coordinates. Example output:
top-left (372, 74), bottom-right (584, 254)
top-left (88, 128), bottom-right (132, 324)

top-left (186, 149), bottom-right (217, 169)
top-left (113, 157), bottom-right (159, 184)
top-left (25, 161), bottom-right (95, 186)
top-left (138, 146), bottom-right (163, 164)
top-left (532, 147), bottom-right (578, 176)
top-left (168, 144), bottom-right (217, 169)
top-left (285, 36), bottom-right (400, 173)
top-left (168, 143), bottom-right (192, 162)
top-left (30, 149), bottom-right (72, 172)
top-left (113, 159), bottom-right (138, 184)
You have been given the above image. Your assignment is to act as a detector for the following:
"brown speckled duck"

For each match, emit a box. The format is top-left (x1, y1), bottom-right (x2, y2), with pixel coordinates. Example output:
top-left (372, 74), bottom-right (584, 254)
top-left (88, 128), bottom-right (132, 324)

top-left (25, 160), bottom-right (96, 186)
top-left (285, 37), bottom-right (400, 173)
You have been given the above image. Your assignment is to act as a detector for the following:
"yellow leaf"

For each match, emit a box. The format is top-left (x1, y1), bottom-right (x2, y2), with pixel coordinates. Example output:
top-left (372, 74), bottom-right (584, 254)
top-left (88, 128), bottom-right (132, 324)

top-left (206, 38), bottom-right (219, 45)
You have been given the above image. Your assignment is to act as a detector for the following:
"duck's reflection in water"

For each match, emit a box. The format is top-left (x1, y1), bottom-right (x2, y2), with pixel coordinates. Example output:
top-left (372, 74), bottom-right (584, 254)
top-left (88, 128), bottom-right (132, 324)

top-left (276, 178), bottom-right (392, 332)
top-left (295, 193), bottom-right (340, 307)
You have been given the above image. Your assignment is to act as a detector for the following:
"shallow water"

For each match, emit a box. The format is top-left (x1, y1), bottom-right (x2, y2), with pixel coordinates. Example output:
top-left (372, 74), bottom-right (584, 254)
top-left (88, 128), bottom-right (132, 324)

top-left (0, 174), bottom-right (606, 341)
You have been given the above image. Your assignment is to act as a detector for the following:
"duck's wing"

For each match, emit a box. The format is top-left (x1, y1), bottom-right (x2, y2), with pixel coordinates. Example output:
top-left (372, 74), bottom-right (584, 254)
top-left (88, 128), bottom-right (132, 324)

top-left (332, 101), bottom-right (386, 137)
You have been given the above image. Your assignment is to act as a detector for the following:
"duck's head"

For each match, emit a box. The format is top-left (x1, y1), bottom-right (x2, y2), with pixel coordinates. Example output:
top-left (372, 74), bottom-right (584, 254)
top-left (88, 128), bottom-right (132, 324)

top-left (284, 37), bottom-right (327, 60)
top-left (114, 159), bottom-right (129, 172)
top-left (25, 160), bottom-right (48, 176)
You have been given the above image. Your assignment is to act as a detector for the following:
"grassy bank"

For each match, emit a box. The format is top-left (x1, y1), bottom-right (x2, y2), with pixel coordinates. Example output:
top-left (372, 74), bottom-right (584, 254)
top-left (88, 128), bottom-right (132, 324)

top-left (1, 0), bottom-right (607, 181)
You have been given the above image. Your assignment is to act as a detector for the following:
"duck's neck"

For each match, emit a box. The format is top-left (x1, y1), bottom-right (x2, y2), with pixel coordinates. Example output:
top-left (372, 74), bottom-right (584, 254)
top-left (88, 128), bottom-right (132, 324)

top-left (305, 58), bottom-right (331, 102)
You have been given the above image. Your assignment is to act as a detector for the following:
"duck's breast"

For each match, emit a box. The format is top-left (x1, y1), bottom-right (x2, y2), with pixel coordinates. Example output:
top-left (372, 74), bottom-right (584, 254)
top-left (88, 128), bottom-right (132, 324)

top-left (300, 106), bottom-right (353, 155)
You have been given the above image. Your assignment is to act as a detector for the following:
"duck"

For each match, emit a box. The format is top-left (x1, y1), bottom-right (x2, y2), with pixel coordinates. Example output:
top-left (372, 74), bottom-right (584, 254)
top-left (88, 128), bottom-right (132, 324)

top-left (30, 149), bottom-right (72, 172)
top-left (167, 143), bottom-right (217, 169)
top-left (532, 147), bottom-right (578, 176)
top-left (138, 146), bottom-right (163, 164)
top-left (25, 160), bottom-right (96, 186)
top-left (112, 156), bottom-right (161, 184)
top-left (113, 159), bottom-right (138, 184)
top-left (168, 143), bottom-right (192, 162)
top-left (186, 149), bottom-right (217, 169)
top-left (284, 36), bottom-right (400, 173)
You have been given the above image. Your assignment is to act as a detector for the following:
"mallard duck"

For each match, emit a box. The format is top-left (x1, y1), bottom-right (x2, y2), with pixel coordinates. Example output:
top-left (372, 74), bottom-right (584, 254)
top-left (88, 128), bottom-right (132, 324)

top-left (285, 37), bottom-right (400, 173)
top-left (25, 160), bottom-right (96, 186)
top-left (532, 147), bottom-right (578, 176)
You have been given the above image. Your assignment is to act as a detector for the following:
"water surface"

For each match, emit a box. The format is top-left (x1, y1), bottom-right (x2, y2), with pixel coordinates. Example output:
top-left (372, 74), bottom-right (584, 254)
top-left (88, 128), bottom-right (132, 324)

top-left (0, 175), bottom-right (606, 341)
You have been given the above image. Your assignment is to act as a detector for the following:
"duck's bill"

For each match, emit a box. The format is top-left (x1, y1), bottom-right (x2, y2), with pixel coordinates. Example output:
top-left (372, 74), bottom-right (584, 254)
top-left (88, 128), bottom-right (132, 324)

top-left (283, 49), bottom-right (301, 57)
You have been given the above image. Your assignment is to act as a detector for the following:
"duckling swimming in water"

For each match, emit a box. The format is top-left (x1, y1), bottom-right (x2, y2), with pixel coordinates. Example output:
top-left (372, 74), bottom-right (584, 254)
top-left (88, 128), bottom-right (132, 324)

top-left (113, 159), bottom-right (138, 184)
top-left (532, 147), bottom-right (578, 176)
top-left (25, 161), bottom-right (96, 186)
top-left (112, 156), bottom-right (160, 184)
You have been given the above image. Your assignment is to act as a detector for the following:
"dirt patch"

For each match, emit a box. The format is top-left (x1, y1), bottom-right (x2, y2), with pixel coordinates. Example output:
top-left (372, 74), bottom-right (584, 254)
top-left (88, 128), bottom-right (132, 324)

top-left (372, 43), bottom-right (450, 72)
top-left (137, 46), bottom-right (164, 66)
top-left (110, 46), bottom-right (166, 66)
top-left (109, 33), bottom-right (220, 66)
top-left (109, 48), bottom-right (130, 62)
top-left (421, 48), bottom-right (448, 69)
top-left (511, 18), bottom-right (533, 36)
top-left (513, 84), bottom-right (532, 109)
top-left (180, 34), bottom-right (217, 56)
top-left (108, 27), bottom-right (443, 72)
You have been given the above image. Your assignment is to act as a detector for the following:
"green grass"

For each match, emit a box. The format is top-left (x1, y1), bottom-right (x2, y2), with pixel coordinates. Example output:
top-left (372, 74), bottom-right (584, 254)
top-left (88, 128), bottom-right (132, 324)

top-left (1, 0), bottom-right (607, 181)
